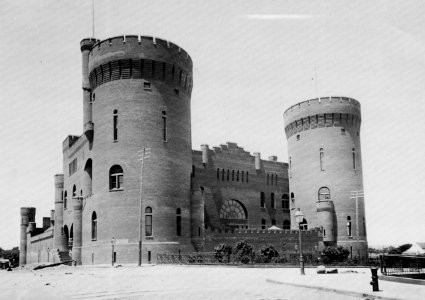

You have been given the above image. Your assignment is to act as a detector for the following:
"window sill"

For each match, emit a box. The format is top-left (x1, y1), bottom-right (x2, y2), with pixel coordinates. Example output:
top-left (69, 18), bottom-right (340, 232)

top-left (146, 236), bottom-right (154, 240)
top-left (109, 188), bottom-right (123, 192)
top-left (113, 140), bottom-right (118, 143)
top-left (91, 239), bottom-right (97, 241)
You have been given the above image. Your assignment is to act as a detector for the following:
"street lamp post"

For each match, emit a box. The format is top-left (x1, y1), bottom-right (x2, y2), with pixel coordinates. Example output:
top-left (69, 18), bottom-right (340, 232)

top-left (294, 209), bottom-right (305, 275)
top-left (111, 237), bottom-right (116, 266)
top-left (138, 148), bottom-right (150, 266)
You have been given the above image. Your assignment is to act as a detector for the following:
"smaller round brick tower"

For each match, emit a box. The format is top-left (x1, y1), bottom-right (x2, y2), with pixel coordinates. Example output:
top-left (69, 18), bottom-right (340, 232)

top-left (19, 207), bottom-right (36, 265)
top-left (53, 174), bottom-right (66, 250)
top-left (284, 97), bottom-right (367, 258)
top-left (72, 197), bottom-right (83, 265)
top-left (80, 38), bottom-right (100, 134)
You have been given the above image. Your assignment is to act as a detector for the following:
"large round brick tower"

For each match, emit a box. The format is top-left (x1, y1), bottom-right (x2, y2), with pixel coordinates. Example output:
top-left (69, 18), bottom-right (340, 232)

top-left (80, 35), bottom-right (194, 264)
top-left (283, 97), bottom-right (367, 259)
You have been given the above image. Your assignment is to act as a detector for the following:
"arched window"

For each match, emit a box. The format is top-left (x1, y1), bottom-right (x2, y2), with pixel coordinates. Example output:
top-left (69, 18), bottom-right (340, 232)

top-left (320, 148), bottom-right (324, 171)
top-left (72, 185), bottom-right (76, 197)
top-left (300, 218), bottom-right (308, 230)
top-left (271, 175), bottom-right (273, 185)
top-left (246, 171), bottom-right (249, 182)
top-left (272, 219), bottom-right (276, 226)
top-left (83, 159), bottom-right (92, 197)
top-left (227, 169), bottom-right (229, 181)
top-left (241, 171), bottom-right (244, 182)
top-left (109, 165), bottom-right (123, 190)
top-left (219, 200), bottom-right (247, 220)
top-left (363, 216), bottom-right (366, 236)
top-left (91, 212), bottom-right (97, 241)
top-left (282, 194), bottom-right (289, 209)
top-left (260, 192), bottom-right (265, 208)
top-left (216, 168), bottom-right (219, 180)
top-left (236, 170), bottom-right (239, 181)
top-left (283, 220), bottom-right (290, 230)
top-left (162, 111), bottom-right (167, 142)
top-left (232, 170), bottom-right (235, 181)
top-left (318, 187), bottom-right (330, 201)
top-left (176, 208), bottom-right (181, 236)
top-left (64, 191), bottom-right (68, 210)
top-left (352, 148), bottom-right (356, 170)
top-left (261, 219), bottom-right (266, 229)
top-left (222, 169), bottom-right (225, 181)
top-left (267, 174), bottom-right (269, 185)
top-left (145, 207), bottom-right (152, 237)
top-left (113, 110), bottom-right (118, 141)
top-left (347, 216), bottom-right (352, 236)
top-left (271, 193), bottom-right (275, 208)
top-left (291, 192), bottom-right (295, 203)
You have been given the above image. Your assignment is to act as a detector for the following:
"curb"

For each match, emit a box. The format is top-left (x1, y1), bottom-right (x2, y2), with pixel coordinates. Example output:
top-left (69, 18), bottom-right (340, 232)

top-left (266, 278), bottom-right (402, 300)
top-left (379, 275), bottom-right (425, 286)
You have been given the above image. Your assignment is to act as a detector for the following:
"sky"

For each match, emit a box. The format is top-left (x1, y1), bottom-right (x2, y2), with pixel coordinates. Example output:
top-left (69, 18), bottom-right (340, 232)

top-left (0, 0), bottom-right (424, 249)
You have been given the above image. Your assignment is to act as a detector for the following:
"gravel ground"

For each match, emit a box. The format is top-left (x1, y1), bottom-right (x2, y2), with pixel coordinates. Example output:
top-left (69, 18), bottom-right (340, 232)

top-left (2, 265), bottom-right (425, 300)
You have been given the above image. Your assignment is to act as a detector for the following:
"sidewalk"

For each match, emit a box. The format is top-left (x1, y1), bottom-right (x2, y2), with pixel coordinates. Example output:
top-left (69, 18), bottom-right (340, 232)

top-left (266, 267), bottom-right (425, 300)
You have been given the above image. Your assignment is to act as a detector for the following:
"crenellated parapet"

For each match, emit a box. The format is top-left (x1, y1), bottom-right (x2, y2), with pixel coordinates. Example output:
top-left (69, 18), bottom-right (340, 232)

top-left (283, 97), bottom-right (361, 139)
top-left (80, 38), bottom-right (100, 52)
top-left (204, 225), bottom-right (321, 236)
top-left (87, 35), bottom-right (193, 94)
top-left (202, 226), bottom-right (323, 252)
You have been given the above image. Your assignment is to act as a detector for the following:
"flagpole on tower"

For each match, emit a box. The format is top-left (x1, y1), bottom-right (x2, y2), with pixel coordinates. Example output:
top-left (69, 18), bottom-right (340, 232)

top-left (92, 0), bottom-right (95, 37)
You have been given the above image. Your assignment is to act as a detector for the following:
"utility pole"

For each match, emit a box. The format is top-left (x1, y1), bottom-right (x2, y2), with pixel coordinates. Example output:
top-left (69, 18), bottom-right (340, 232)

top-left (138, 148), bottom-right (150, 266)
top-left (350, 190), bottom-right (364, 257)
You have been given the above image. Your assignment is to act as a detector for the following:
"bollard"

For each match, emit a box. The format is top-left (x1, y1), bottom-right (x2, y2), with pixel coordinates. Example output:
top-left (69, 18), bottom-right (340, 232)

top-left (370, 267), bottom-right (379, 292)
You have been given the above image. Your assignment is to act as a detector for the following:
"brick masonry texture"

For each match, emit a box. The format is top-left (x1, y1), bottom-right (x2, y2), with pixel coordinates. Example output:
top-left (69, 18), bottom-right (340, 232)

top-left (20, 35), bottom-right (368, 266)
top-left (284, 97), bottom-right (367, 258)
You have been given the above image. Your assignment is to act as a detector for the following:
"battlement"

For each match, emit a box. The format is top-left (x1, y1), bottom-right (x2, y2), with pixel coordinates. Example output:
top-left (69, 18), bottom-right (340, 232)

top-left (284, 96), bottom-right (361, 126)
top-left (192, 142), bottom-right (287, 171)
top-left (80, 38), bottom-right (100, 52)
top-left (54, 174), bottom-right (64, 188)
top-left (89, 35), bottom-right (192, 71)
top-left (20, 207), bottom-right (36, 218)
top-left (204, 225), bottom-right (321, 236)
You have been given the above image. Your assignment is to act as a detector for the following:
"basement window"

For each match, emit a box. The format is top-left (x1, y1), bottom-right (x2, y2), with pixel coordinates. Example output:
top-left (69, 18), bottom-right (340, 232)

top-left (144, 82), bottom-right (151, 90)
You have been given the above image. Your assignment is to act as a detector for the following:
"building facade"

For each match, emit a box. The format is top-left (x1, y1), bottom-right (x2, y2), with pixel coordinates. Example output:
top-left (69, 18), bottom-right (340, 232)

top-left (19, 35), bottom-right (366, 265)
top-left (283, 97), bottom-right (367, 257)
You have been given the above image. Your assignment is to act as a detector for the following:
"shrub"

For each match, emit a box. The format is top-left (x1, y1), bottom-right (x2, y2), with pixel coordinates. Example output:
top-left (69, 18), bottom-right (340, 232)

top-left (259, 244), bottom-right (279, 263)
top-left (234, 240), bottom-right (255, 264)
top-left (321, 246), bottom-right (350, 264)
top-left (213, 243), bottom-right (232, 263)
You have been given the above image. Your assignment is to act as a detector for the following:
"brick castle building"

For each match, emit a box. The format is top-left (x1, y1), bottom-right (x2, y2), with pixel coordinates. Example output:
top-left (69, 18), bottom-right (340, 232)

top-left (19, 35), bottom-right (367, 265)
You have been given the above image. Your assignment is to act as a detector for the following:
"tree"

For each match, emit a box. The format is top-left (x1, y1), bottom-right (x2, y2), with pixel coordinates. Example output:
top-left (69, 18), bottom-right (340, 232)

top-left (321, 246), bottom-right (350, 264)
top-left (234, 240), bottom-right (254, 264)
top-left (0, 246), bottom-right (19, 266)
top-left (213, 243), bottom-right (232, 263)
top-left (259, 244), bottom-right (279, 263)
top-left (388, 244), bottom-right (412, 255)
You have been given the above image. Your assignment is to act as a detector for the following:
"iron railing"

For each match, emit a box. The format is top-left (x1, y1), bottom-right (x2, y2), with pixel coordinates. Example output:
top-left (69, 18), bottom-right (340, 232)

top-left (380, 254), bottom-right (425, 277)
top-left (157, 252), bottom-right (318, 265)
